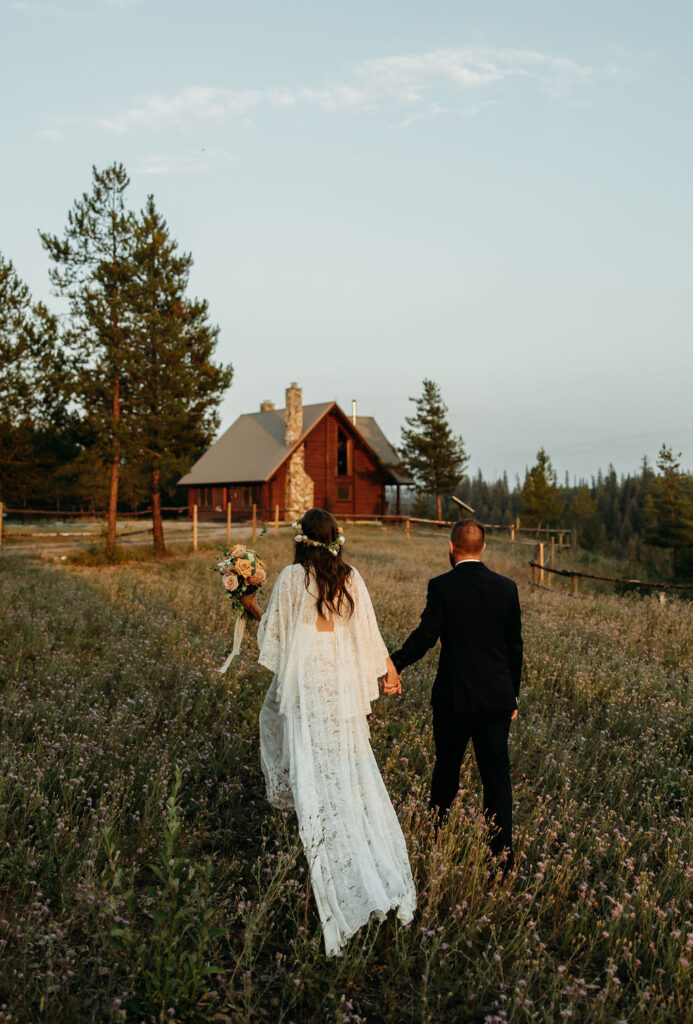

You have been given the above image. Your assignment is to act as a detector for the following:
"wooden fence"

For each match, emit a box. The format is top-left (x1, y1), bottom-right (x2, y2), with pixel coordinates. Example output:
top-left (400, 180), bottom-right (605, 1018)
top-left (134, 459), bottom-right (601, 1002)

top-left (1, 499), bottom-right (575, 557)
top-left (529, 549), bottom-right (693, 596)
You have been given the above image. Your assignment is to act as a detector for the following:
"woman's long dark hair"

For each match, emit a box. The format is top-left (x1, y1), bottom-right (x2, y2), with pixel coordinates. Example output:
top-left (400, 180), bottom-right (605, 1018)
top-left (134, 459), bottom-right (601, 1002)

top-left (293, 508), bottom-right (354, 619)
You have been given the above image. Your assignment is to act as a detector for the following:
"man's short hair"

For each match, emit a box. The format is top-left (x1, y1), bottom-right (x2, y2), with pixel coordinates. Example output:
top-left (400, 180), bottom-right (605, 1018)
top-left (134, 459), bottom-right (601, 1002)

top-left (450, 518), bottom-right (485, 554)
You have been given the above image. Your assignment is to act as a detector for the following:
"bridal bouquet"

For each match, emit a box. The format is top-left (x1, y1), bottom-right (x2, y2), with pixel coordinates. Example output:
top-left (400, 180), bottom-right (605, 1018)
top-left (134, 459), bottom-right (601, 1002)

top-left (214, 544), bottom-right (267, 599)
top-left (213, 545), bottom-right (267, 673)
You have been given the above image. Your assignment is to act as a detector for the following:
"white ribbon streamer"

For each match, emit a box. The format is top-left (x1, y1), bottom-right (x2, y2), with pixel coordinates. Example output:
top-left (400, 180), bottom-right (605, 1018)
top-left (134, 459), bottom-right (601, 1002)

top-left (219, 614), bottom-right (246, 674)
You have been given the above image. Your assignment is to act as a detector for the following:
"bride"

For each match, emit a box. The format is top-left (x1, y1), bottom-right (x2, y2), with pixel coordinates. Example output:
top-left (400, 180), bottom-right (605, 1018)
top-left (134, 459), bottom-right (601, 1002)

top-left (241, 507), bottom-right (416, 955)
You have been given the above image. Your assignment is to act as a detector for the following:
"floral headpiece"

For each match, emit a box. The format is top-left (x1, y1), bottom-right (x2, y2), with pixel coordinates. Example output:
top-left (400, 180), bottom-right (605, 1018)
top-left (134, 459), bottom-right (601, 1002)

top-left (292, 519), bottom-right (345, 556)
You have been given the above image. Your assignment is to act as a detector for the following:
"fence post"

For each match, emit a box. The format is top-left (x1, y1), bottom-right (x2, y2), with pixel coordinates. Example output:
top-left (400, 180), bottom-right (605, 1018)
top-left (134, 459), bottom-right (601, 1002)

top-left (572, 574), bottom-right (579, 597)
top-left (531, 562), bottom-right (537, 585)
top-left (252, 504), bottom-right (257, 544)
top-left (193, 504), bottom-right (198, 552)
top-left (274, 504), bottom-right (279, 534)
top-left (538, 542), bottom-right (545, 585)
top-left (510, 523), bottom-right (515, 543)
top-left (226, 500), bottom-right (232, 547)
top-left (405, 517), bottom-right (410, 540)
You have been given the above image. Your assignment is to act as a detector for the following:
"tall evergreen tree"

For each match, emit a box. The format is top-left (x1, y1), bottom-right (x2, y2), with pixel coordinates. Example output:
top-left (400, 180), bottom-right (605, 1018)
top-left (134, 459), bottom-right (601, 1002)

top-left (40, 163), bottom-right (137, 557)
top-left (129, 196), bottom-right (233, 553)
top-left (569, 484), bottom-right (600, 549)
top-left (0, 253), bottom-right (61, 504)
top-left (520, 448), bottom-right (563, 528)
top-left (399, 379), bottom-right (468, 520)
top-left (644, 445), bottom-right (693, 574)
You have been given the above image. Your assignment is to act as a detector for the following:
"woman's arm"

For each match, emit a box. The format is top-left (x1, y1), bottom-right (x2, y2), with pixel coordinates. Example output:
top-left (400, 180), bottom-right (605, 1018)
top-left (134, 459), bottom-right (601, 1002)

top-left (380, 655), bottom-right (402, 695)
top-left (240, 593), bottom-right (263, 621)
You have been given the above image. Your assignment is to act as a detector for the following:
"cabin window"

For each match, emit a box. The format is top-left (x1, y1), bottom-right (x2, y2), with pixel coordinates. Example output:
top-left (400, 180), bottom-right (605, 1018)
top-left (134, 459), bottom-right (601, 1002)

top-left (337, 429), bottom-right (352, 476)
top-left (240, 485), bottom-right (260, 507)
top-left (337, 484), bottom-right (351, 502)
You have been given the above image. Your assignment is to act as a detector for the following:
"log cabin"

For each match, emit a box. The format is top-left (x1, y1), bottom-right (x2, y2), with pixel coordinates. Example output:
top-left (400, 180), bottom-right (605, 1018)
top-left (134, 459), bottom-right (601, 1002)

top-left (179, 383), bottom-right (412, 521)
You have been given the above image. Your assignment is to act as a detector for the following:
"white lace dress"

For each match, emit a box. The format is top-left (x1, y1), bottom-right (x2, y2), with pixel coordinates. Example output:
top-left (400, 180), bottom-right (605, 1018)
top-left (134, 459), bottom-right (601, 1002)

top-left (256, 563), bottom-right (416, 955)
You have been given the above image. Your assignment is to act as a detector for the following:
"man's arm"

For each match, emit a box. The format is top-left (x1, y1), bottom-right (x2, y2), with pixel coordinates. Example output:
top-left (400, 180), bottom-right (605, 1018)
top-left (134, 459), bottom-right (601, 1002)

top-left (507, 583), bottom-right (523, 697)
top-left (390, 578), bottom-right (445, 673)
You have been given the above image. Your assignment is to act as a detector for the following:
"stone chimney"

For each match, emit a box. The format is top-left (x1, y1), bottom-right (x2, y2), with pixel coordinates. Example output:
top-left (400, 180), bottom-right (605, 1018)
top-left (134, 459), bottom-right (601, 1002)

top-left (285, 383), bottom-right (303, 446)
top-left (260, 400), bottom-right (275, 412)
top-left (283, 382), bottom-right (314, 520)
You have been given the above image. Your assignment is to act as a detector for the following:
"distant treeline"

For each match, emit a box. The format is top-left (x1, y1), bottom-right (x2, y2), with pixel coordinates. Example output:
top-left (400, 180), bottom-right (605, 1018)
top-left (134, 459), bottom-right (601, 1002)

top-left (456, 465), bottom-right (650, 556)
top-left (448, 454), bottom-right (693, 577)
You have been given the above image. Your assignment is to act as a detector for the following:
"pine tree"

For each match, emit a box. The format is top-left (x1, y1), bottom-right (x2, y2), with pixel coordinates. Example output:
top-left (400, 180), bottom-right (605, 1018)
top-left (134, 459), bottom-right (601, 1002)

top-left (644, 445), bottom-right (693, 575)
top-left (40, 163), bottom-right (137, 557)
top-left (129, 197), bottom-right (233, 553)
top-left (570, 485), bottom-right (600, 549)
top-left (0, 253), bottom-right (61, 504)
top-left (520, 448), bottom-right (563, 529)
top-left (399, 379), bottom-right (468, 520)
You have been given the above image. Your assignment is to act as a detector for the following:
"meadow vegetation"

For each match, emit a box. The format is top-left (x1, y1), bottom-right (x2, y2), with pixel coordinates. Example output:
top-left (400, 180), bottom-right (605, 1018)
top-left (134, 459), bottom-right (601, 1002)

top-left (0, 529), bottom-right (691, 1023)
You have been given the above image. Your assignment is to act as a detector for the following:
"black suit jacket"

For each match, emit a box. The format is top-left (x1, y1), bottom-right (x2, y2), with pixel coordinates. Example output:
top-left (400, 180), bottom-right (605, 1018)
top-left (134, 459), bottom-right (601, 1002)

top-left (390, 561), bottom-right (523, 712)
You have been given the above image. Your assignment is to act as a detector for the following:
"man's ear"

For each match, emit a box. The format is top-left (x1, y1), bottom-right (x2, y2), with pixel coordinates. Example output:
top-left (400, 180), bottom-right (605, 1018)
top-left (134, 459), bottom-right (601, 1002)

top-left (449, 540), bottom-right (455, 556)
top-left (482, 542), bottom-right (487, 554)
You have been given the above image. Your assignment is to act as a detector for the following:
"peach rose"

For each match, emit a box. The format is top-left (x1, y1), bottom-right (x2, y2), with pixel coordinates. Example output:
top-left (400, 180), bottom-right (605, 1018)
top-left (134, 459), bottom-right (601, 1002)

top-left (235, 559), bottom-right (253, 578)
top-left (230, 546), bottom-right (245, 558)
top-left (252, 567), bottom-right (266, 584)
top-left (223, 573), bottom-right (239, 592)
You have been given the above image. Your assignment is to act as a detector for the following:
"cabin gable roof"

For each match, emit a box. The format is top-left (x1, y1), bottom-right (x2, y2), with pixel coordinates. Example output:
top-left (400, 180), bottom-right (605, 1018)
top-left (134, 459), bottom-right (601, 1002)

top-left (178, 401), bottom-right (413, 487)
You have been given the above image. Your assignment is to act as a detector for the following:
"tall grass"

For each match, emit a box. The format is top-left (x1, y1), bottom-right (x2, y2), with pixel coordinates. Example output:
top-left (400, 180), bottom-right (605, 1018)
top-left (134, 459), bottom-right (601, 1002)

top-left (0, 530), bottom-right (691, 1023)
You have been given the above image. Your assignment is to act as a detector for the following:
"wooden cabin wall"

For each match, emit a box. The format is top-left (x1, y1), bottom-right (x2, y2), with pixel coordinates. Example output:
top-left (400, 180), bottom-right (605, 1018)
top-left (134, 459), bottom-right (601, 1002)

top-left (304, 410), bottom-right (385, 516)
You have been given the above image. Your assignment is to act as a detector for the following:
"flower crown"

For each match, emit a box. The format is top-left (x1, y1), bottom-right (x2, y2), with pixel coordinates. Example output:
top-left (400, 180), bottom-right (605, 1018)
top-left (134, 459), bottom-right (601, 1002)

top-left (292, 519), bottom-right (346, 556)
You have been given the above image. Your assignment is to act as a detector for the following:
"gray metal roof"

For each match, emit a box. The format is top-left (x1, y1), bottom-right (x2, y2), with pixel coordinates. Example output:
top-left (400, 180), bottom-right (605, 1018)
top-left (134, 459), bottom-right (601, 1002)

top-left (178, 402), bottom-right (413, 487)
top-left (179, 403), bottom-right (332, 485)
top-left (355, 416), bottom-right (414, 485)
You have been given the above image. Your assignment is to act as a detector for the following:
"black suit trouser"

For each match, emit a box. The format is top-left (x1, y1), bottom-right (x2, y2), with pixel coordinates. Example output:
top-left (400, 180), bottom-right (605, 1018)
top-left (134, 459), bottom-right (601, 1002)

top-left (430, 707), bottom-right (513, 859)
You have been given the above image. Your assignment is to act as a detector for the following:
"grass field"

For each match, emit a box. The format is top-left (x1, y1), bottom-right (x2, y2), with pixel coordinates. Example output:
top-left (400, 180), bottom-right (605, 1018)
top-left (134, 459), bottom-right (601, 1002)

top-left (1, 530), bottom-right (691, 1023)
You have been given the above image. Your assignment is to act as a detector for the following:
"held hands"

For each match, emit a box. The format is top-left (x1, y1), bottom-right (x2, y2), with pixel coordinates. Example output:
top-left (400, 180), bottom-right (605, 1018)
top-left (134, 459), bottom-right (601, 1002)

top-left (379, 656), bottom-right (402, 696)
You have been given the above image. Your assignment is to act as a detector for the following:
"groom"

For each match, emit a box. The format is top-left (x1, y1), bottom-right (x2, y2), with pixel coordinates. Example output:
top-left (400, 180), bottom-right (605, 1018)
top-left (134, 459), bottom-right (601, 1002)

top-left (389, 520), bottom-right (522, 871)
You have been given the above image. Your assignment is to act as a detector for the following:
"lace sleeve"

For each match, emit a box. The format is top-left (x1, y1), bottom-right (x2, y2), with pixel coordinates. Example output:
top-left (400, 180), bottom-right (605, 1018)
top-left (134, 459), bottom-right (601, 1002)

top-left (351, 569), bottom-right (389, 682)
top-left (257, 566), bottom-right (295, 674)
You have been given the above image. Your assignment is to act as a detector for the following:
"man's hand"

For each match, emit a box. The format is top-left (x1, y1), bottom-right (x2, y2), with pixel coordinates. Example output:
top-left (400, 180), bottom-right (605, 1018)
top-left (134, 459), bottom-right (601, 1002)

top-left (511, 700), bottom-right (518, 721)
top-left (380, 656), bottom-right (402, 696)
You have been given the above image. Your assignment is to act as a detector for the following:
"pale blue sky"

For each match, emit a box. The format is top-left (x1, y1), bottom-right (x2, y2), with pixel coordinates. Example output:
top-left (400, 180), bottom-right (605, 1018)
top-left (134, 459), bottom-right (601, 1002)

top-left (3, 0), bottom-right (692, 480)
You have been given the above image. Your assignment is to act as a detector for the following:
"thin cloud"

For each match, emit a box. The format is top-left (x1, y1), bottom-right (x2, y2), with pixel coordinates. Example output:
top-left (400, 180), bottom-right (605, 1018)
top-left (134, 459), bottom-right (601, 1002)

top-left (133, 149), bottom-right (235, 175)
top-left (36, 127), bottom-right (63, 142)
top-left (604, 63), bottom-right (636, 81)
top-left (103, 87), bottom-right (260, 132)
top-left (101, 44), bottom-right (594, 133)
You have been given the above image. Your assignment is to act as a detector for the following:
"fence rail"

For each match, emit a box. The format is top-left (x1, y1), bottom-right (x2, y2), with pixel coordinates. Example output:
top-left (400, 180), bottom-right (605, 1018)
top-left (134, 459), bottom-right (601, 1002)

top-left (529, 559), bottom-right (693, 594)
top-left (1, 506), bottom-right (187, 519)
top-left (1, 498), bottom-right (580, 560)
